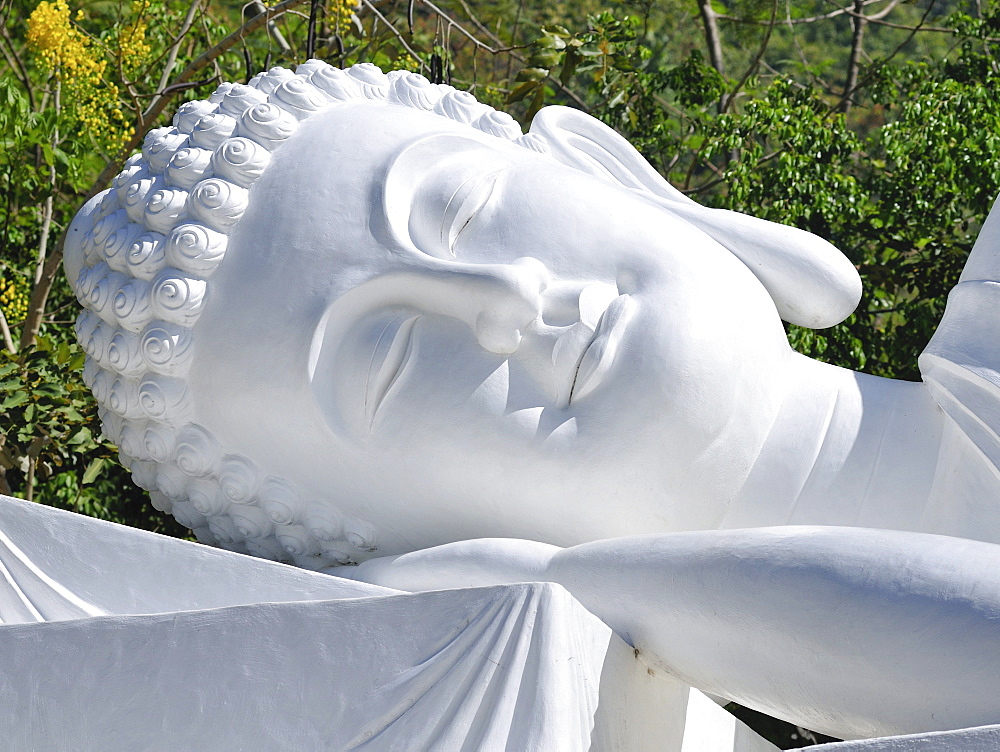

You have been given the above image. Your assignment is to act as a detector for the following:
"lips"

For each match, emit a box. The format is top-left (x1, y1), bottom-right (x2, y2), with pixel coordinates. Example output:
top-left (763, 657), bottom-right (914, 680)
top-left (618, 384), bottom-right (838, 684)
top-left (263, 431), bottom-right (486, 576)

top-left (568, 294), bottom-right (634, 404)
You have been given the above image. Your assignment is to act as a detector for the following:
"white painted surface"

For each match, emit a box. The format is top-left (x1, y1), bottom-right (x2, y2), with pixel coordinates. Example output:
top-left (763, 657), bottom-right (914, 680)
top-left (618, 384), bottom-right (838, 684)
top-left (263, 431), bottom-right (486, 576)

top-left (680, 690), bottom-right (780, 752)
top-left (347, 529), bottom-right (1000, 740)
top-left (59, 62), bottom-right (1000, 744)
top-left (0, 496), bottom-right (776, 750)
top-left (0, 494), bottom-right (387, 623)
top-left (812, 725), bottom-right (1000, 751)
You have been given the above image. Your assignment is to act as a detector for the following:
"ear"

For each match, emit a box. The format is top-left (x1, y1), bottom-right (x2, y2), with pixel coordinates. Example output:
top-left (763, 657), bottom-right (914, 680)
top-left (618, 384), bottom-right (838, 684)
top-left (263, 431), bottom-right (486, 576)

top-left (530, 106), bottom-right (862, 329)
top-left (529, 105), bottom-right (696, 205)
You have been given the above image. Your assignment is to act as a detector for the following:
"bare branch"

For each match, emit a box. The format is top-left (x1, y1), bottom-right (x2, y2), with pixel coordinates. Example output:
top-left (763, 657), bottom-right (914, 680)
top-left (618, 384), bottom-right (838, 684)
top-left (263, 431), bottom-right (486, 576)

top-left (155, 0), bottom-right (205, 96)
top-left (863, 0), bottom-right (903, 22)
top-left (723, 0), bottom-right (779, 115)
top-left (419, 0), bottom-right (497, 52)
top-left (698, 0), bottom-right (726, 76)
top-left (144, 0), bottom-right (309, 120)
top-left (842, 0), bottom-right (867, 113)
top-left (358, 0), bottom-right (426, 67)
top-left (19, 0), bottom-right (312, 351)
top-left (248, 0), bottom-right (291, 53)
top-left (505, 0), bottom-right (527, 84)
top-left (414, 0), bottom-right (589, 111)
top-left (719, 0), bottom-right (886, 26)
top-left (827, 0), bottom-right (937, 113)
top-left (720, 7), bottom-right (848, 25)
top-left (453, 0), bottom-right (504, 47)
top-left (22, 81), bottom-right (59, 350)
top-left (137, 1), bottom-right (209, 76)
top-left (0, 308), bottom-right (17, 355)
top-left (19, 235), bottom-right (62, 351)
top-left (0, 24), bottom-right (36, 110)
top-left (828, 0), bottom-right (954, 33)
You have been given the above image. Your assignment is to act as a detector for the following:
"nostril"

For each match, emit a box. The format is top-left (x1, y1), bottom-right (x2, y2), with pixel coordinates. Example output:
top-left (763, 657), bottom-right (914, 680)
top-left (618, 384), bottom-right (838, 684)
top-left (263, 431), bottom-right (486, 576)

top-left (475, 310), bottom-right (525, 355)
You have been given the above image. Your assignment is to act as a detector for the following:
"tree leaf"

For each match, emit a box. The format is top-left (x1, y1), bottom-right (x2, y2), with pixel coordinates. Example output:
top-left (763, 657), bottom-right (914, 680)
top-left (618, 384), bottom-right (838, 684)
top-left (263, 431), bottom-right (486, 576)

top-left (82, 457), bottom-right (106, 485)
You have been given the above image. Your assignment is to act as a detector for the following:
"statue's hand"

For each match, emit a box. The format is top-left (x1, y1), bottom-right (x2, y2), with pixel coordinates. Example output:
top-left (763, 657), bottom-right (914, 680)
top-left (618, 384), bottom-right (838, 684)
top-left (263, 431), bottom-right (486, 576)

top-left (341, 537), bottom-right (560, 592)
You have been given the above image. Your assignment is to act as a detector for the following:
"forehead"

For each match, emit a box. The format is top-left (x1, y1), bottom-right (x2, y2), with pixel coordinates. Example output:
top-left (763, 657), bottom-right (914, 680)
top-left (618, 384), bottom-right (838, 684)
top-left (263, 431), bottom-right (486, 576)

top-left (275, 99), bottom-right (534, 200)
top-left (231, 100), bottom-right (537, 272)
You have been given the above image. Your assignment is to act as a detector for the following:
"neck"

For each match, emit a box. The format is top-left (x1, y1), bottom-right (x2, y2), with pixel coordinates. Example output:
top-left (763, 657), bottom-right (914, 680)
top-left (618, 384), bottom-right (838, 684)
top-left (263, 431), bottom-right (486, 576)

top-left (726, 352), bottom-right (950, 533)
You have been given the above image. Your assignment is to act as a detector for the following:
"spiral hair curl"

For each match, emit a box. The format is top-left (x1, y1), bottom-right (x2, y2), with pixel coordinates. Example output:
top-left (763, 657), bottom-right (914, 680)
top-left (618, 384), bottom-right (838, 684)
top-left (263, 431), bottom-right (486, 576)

top-left (67, 61), bottom-right (545, 569)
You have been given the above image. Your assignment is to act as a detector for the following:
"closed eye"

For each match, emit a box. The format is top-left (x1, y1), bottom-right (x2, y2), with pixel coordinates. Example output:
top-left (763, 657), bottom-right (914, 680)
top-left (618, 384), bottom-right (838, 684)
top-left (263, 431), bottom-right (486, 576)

top-left (365, 314), bottom-right (419, 428)
top-left (383, 133), bottom-right (511, 261)
top-left (440, 169), bottom-right (502, 256)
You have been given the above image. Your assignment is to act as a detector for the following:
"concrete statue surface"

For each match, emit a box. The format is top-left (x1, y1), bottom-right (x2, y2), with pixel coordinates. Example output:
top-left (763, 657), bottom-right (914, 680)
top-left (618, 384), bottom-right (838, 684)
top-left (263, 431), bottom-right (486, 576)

top-left (43, 60), bottom-right (1000, 746)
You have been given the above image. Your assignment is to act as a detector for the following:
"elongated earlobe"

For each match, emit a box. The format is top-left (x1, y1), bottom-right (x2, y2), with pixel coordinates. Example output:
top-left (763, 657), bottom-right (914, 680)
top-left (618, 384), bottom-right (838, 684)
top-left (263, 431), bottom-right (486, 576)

top-left (530, 106), bottom-right (862, 329)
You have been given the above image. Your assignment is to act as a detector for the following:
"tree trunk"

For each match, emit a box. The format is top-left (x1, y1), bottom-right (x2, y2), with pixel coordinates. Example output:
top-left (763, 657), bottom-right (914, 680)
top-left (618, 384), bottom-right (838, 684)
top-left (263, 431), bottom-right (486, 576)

top-left (697, 0), bottom-right (725, 76)
top-left (842, 0), bottom-right (867, 113)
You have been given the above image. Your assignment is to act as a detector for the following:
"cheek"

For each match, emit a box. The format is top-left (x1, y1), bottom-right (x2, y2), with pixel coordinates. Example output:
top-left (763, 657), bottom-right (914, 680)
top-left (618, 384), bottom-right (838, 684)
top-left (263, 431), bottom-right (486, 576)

top-left (599, 282), bottom-right (787, 437)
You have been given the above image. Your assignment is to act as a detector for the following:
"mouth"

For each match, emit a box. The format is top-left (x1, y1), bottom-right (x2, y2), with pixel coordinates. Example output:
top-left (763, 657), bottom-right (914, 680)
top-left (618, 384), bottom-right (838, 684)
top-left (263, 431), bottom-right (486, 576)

top-left (568, 294), bottom-right (634, 405)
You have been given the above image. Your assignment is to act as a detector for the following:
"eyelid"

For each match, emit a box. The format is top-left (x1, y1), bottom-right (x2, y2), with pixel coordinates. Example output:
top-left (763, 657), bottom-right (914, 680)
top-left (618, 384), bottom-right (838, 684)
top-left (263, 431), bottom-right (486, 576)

top-left (440, 169), bottom-right (502, 256)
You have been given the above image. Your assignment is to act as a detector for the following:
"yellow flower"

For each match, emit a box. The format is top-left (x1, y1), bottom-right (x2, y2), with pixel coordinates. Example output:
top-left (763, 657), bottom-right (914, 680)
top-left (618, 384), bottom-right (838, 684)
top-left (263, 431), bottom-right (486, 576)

top-left (328, 0), bottom-right (356, 38)
top-left (118, 0), bottom-right (152, 74)
top-left (27, 1), bottom-right (132, 150)
top-left (0, 276), bottom-right (29, 325)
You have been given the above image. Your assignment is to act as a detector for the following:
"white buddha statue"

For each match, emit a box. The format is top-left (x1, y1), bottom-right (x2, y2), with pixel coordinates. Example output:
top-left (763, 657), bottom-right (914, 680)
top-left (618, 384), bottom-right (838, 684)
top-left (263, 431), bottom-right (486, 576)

top-left (63, 62), bottom-right (1000, 742)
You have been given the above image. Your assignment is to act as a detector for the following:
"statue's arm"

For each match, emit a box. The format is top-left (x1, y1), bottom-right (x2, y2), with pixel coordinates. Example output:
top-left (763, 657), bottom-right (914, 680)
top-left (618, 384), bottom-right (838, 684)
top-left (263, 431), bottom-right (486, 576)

top-left (344, 527), bottom-right (1000, 741)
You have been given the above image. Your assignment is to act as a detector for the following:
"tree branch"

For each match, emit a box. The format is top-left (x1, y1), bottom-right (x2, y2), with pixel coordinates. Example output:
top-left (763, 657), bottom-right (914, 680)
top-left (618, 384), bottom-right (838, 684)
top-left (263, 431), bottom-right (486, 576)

top-left (0, 308), bottom-right (17, 355)
top-left (155, 0), bottom-right (205, 96)
top-left (722, 0), bottom-right (779, 115)
top-left (19, 0), bottom-right (312, 351)
top-left (719, 0), bottom-right (887, 26)
top-left (359, 0), bottom-right (426, 68)
top-left (698, 0), bottom-right (726, 76)
top-left (842, 0), bottom-right (867, 113)
top-left (0, 24), bottom-right (36, 110)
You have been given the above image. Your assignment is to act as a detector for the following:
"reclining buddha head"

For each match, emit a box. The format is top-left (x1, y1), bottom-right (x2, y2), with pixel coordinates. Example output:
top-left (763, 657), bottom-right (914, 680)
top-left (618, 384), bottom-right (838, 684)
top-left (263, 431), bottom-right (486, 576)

top-left (64, 62), bottom-right (861, 569)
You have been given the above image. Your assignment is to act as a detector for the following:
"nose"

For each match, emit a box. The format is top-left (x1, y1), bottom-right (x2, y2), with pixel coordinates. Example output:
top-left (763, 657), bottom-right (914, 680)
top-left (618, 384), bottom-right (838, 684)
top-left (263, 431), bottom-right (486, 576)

top-left (385, 255), bottom-right (550, 354)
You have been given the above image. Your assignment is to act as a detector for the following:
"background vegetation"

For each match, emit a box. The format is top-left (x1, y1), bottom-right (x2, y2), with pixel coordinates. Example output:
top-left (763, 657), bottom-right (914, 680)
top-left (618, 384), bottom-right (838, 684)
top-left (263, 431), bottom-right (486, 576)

top-left (2, 0), bottom-right (998, 744)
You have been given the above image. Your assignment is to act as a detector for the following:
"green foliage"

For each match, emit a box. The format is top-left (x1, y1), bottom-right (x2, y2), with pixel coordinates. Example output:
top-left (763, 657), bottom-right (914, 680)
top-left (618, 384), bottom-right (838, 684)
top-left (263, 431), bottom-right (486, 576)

top-left (664, 49), bottom-right (725, 107)
top-left (1, 0), bottom-right (998, 532)
top-left (0, 337), bottom-right (107, 500)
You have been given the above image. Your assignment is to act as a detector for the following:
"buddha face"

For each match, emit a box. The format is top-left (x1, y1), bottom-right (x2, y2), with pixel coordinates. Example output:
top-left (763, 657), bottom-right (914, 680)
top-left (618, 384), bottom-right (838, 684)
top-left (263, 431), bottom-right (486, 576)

top-left (190, 100), bottom-right (794, 554)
